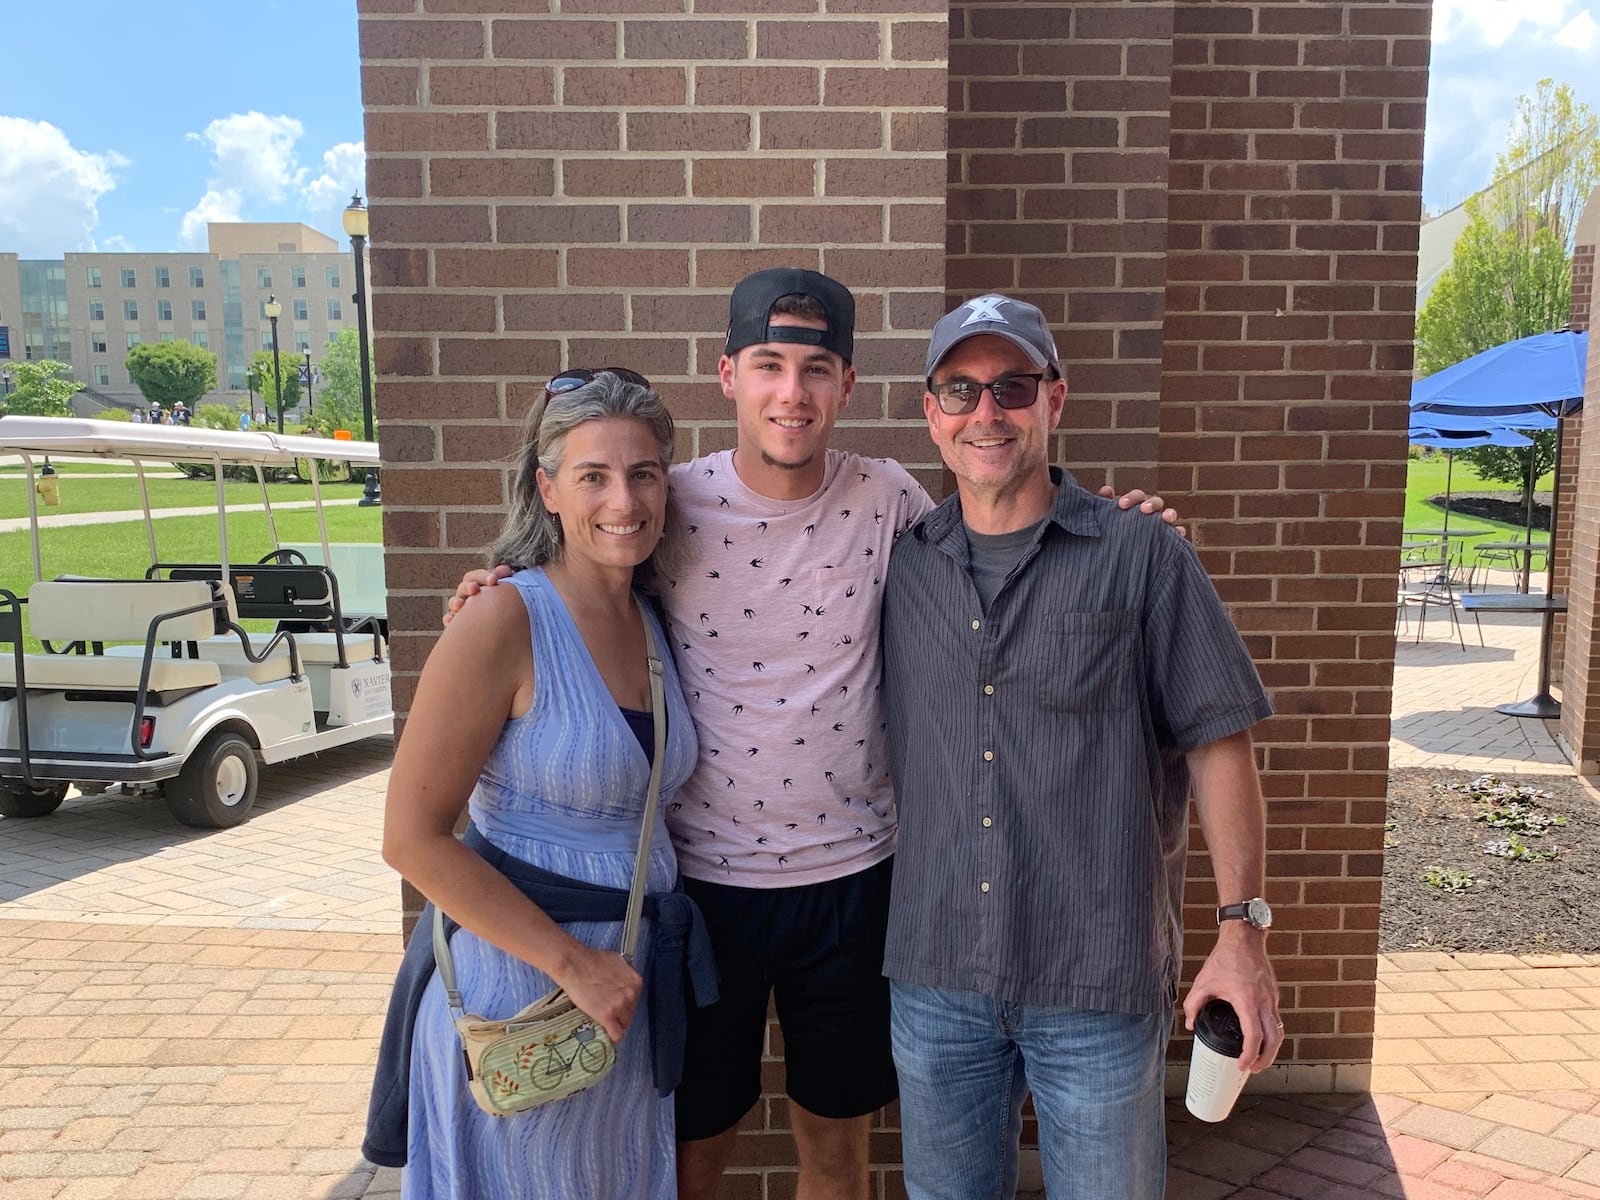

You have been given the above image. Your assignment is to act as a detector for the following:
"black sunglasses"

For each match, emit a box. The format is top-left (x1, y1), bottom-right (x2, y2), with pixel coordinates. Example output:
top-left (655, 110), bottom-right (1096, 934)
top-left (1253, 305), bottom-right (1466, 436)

top-left (544, 366), bottom-right (652, 397)
top-left (931, 373), bottom-right (1047, 416)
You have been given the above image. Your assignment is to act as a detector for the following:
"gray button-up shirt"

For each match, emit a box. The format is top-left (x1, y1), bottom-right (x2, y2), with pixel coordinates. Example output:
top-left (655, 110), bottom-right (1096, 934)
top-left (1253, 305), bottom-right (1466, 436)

top-left (881, 469), bottom-right (1273, 1013)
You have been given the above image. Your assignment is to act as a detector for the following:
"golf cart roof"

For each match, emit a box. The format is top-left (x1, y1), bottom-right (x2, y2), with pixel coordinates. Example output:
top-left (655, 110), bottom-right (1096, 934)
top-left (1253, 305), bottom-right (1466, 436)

top-left (0, 416), bottom-right (380, 467)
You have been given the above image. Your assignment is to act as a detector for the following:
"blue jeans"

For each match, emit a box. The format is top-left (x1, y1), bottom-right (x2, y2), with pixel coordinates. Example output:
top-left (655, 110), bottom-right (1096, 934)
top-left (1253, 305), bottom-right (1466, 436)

top-left (890, 980), bottom-right (1170, 1200)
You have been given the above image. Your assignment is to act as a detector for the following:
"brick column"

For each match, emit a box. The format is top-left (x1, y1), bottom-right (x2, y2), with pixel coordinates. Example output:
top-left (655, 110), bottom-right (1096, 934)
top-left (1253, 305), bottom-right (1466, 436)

top-left (1159, 0), bottom-right (1429, 1090)
top-left (1558, 190), bottom-right (1600, 770)
top-left (1550, 214), bottom-right (1593, 684)
top-left (358, 2), bottom-right (945, 1194)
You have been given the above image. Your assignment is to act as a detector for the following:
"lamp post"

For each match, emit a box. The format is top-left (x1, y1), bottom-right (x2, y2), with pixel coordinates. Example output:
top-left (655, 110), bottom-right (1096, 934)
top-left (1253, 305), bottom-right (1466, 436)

top-left (343, 193), bottom-right (380, 506)
top-left (246, 364), bottom-right (257, 419)
top-left (264, 294), bottom-right (284, 434)
top-left (304, 348), bottom-right (315, 415)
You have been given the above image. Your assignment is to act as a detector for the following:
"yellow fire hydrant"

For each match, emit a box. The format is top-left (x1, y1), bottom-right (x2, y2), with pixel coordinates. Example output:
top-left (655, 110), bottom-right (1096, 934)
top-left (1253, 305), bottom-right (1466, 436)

top-left (35, 462), bottom-right (60, 507)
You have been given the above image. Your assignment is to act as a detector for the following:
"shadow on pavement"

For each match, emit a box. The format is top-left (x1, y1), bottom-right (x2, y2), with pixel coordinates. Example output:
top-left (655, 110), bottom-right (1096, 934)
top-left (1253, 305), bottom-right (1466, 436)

top-left (0, 735), bottom-right (394, 905)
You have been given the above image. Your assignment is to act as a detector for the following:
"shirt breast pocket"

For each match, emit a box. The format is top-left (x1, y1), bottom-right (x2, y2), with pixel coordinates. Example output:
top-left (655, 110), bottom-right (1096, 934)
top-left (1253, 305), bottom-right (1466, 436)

top-left (1028, 610), bottom-right (1137, 713)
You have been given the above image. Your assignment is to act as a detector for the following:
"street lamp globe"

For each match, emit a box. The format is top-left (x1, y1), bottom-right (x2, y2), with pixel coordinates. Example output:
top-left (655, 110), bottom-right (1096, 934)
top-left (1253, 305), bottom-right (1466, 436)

top-left (342, 194), bottom-right (369, 240)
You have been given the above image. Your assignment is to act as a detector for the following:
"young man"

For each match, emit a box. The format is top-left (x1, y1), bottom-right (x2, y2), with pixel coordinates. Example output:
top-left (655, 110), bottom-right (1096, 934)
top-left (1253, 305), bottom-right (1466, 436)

top-left (880, 295), bottom-right (1280, 1200)
top-left (450, 270), bottom-right (1175, 1199)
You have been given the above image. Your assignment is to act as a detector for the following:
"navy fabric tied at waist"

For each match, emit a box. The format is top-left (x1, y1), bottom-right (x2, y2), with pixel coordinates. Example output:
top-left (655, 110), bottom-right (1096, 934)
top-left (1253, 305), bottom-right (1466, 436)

top-left (361, 825), bottom-right (719, 1169)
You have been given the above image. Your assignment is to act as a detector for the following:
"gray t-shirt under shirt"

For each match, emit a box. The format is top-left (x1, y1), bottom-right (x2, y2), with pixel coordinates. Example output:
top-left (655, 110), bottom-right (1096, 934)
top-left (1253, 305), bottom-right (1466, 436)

top-left (965, 520), bottom-right (1046, 613)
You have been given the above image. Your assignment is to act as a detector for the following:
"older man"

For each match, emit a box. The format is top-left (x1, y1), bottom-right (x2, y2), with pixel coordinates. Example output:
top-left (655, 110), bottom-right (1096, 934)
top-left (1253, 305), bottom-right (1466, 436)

top-left (880, 294), bottom-right (1281, 1200)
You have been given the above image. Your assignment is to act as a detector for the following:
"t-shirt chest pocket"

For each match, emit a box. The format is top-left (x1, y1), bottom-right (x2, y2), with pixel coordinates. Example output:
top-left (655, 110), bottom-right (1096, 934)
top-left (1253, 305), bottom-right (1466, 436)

top-left (1024, 609), bottom-right (1137, 713)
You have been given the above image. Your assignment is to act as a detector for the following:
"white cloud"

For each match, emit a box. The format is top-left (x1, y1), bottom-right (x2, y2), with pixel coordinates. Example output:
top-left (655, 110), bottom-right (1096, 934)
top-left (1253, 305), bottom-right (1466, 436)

top-left (179, 111), bottom-right (306, 247)
top-left (301, 141), bottom-right (367, 213)
top-left (179, 188), bottom-right (244, 250)
top-left (101, 234), bottom-right (135, 252)
top-left (1556, 9), bottom-right (1597, 47)
top-left (0, 117), bottom-right (126, 256)
top-left (1433, 0), bottom-right (1587, 44)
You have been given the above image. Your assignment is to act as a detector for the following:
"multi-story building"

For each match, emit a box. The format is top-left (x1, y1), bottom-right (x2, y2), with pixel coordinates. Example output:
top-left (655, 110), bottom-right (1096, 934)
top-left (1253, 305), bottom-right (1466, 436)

top-left (0, 223), bottom-right (368, 410)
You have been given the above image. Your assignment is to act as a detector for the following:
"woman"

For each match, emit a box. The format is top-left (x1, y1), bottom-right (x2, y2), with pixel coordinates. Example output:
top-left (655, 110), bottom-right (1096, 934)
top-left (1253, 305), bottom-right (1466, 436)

top-left (367, 370), bottom-right (704, 1198)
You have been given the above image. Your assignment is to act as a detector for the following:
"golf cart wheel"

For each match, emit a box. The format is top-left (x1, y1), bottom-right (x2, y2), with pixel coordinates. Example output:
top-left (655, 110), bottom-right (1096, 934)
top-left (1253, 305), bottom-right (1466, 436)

top-left (0, 781), bottom-right (69, 819)
top-left (165, 731), bottom-right (259, 829)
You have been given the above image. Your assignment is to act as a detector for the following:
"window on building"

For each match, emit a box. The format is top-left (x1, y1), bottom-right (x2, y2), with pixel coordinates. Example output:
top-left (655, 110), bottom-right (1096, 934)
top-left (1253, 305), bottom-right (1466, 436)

top-left (189, 266), bottom-right (205, 288)
top-left (155, 267), bottom-right (170, 288)
top-left (157, 299), bottom-right (173, 322)
top-left (325, 266), bottom-right (341, 289)
top-left (293, 298), bottom-right (308, 322)
top-left (262, 332), bottom-right (274, 350)
top-left (121, 268), bottom-right (136, 288)
top-left (126, 332), bottom-right (141, 349)
top-left (327, 299), bottom-right (343, 321)
top-left (160, 332), bottom-right (175, 342)
top-left (327, 332), bottom-right (340, 345)
top-left (192, 299), bottom-right (206, 322)
top-left (193, 331), bottom-right (209, 348)
top-left (88, 300), bottom-right (104, 322)
top-left (91, 332), bottom-right (107, 353)
top-left (123, 300), bottom-right (138, 321)
top-left (87, 267), bottom-right (102, 288)
top-left (93, 365), bottom-right (110, 386)
top-left (292, 266), bottom-right (306, 288)
top-left (257, 267), bottom-right (272, 288)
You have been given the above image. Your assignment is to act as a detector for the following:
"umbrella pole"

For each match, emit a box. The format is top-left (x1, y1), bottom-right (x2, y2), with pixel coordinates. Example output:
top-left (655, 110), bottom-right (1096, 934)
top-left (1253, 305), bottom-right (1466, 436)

top-left (1520, 437), bottom-right (1537, 593)
top-left (1498, 412), bottom-right (1564, 721)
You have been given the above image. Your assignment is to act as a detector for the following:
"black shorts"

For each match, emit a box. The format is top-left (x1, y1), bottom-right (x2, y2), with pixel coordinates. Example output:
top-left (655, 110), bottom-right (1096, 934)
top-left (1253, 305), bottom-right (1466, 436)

top-left (674, 855), bottom-right (899, 1142)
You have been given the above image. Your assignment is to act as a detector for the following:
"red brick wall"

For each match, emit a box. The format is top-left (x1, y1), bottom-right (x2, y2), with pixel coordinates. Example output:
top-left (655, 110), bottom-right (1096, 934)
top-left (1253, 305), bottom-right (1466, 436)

top-left (1559, 205), bottom-right (1599, 769)
top-left (1158, 0), bottom-right (1428, 1087)
top-left (946, 1), bottom-right (1172, 494)
top-left (1551, 240), bottom-right (1592, 683)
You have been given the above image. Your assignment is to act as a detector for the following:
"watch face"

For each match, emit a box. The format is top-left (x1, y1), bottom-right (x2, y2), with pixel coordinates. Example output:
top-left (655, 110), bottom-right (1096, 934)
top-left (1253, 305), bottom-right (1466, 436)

top-left (1247, 897), bottom-right (1273, 928)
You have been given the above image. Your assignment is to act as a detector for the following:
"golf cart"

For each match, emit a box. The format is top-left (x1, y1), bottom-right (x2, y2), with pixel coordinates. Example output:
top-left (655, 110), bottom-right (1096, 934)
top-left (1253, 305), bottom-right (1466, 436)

top-left (0, 416), bottom-right (392, 828)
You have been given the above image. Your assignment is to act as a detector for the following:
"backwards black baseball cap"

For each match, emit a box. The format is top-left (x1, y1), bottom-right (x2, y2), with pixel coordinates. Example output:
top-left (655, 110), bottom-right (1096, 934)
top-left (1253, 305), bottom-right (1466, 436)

top-left (724, 267), bottom-right (855, 364)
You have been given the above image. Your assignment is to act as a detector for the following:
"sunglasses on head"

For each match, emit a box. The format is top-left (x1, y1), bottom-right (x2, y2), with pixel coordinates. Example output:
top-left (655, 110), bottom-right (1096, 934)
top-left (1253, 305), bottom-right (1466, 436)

top-left (544, 366), bottom-right (652, 397)
top-left (930, 372), bottom-right (1048, 416)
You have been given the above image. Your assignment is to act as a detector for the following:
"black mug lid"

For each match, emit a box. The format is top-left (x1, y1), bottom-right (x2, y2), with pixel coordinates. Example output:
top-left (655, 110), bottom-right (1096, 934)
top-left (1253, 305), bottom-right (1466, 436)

top-left (1194, 999), bottom-right (1245, 1058)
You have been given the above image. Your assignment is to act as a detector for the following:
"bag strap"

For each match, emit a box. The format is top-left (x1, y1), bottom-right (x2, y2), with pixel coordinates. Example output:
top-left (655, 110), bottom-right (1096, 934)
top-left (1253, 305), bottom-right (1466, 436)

top-left (621, 593), bottom-right (667, 964)
top-left (433, 591), bottom-right (668, 1012)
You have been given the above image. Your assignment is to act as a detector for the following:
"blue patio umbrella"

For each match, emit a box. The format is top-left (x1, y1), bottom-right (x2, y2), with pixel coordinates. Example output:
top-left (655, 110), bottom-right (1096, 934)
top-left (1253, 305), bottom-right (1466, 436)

top-left (1408, 425), bottom-right (1533, 539)
top-left (1410, 329), bottom-right (1589, 718)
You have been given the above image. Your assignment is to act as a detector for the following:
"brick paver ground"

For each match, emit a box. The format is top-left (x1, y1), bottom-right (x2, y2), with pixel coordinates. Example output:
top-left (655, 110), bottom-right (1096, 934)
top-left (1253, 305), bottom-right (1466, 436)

top-left (3, 596), bottom-right (1596, 1198)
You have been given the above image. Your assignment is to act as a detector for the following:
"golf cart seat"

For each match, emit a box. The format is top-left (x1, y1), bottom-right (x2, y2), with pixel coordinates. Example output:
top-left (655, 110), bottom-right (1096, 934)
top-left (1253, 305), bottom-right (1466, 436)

top-left (203, 629), bottom-right (386, 667)
top-left (0, 580), bottom-right (226, 693)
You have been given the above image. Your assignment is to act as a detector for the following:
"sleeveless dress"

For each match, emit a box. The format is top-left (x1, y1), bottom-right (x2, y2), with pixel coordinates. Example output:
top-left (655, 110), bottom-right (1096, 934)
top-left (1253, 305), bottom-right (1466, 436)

top-left (403, 570), bottom-right (698, 1200)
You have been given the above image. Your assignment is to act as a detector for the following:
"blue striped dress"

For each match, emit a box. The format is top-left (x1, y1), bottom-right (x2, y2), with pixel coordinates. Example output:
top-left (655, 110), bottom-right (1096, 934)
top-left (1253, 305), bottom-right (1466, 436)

top-left (404, 569), bottom-right (697, 1200)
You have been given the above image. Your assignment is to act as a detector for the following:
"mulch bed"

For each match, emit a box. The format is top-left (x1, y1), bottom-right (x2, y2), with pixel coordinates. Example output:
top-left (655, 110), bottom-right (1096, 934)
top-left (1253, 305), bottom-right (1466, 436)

top-left (1380, 768), bottom-right (1600, 954)
top-left (1433, 491), bottom-right (1550, 531)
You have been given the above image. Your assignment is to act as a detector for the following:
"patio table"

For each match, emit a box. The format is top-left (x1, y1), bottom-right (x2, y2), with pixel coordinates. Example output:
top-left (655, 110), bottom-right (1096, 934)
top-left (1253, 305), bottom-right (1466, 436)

top-left (1460, 592), bottom-right (1568, 718)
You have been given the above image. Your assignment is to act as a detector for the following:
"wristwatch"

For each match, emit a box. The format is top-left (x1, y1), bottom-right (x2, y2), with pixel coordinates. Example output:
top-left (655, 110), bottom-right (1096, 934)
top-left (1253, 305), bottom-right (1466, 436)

top-left (1217, 897), bottom-right (1272, 930)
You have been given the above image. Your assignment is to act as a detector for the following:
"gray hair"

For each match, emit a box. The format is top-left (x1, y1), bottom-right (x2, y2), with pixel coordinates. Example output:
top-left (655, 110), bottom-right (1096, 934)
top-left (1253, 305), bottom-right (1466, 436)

top-left (486, 372), bottom-right (679, 578)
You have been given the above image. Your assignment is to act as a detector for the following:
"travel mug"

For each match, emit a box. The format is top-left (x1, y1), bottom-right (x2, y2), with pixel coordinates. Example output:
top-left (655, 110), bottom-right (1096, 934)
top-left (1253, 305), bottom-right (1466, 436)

top-left (1185, 999), bottom-right (1249, 1122)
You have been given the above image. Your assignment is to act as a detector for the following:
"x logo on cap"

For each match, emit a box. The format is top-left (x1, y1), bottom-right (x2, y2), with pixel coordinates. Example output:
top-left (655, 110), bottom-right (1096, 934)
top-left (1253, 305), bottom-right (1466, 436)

top-left (959, 295), bottom-right (1012, 327)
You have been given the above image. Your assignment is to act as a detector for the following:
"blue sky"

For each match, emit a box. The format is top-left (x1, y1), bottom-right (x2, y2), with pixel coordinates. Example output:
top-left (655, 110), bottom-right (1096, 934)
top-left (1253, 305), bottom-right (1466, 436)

top-left (0, 0), bottom-right (1596, 257)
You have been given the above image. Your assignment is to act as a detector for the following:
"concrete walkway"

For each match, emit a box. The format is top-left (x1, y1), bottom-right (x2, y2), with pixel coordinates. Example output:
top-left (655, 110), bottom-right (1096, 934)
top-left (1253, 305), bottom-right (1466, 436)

top-left (1, 575), bottom-right (1596, 1198)
top-left (0, 498), bottom-right (366, 535)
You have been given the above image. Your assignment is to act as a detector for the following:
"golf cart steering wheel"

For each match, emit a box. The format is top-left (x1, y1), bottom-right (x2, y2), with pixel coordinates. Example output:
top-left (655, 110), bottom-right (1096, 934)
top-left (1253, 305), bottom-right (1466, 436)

top-left (258, 548), bottom-right (308, 565)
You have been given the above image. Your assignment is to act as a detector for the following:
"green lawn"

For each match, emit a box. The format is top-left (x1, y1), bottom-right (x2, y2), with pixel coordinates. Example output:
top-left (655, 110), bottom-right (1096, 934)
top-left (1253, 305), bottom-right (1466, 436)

top-left (1404, 452), bottom-right (1550, 566)
top-left (2, 506), bottom-right (383, 652)
top-left (0, 474), bottom-right (367, 521)
top-left (0, 461), bottom-right (164, 475)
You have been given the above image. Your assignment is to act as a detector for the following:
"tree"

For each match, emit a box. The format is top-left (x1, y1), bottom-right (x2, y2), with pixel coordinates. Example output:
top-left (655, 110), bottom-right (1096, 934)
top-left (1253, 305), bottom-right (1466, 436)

top-left (1413, 79), bottom-right (1597, 507)
top-left (0, 360), bottom-right (83, 418)
top-left (302, 328), bottom-right (371, 438)
top-left (126, 341), bottom-right (218, 408)
top-left (249, 349), bottom-right (301, 419)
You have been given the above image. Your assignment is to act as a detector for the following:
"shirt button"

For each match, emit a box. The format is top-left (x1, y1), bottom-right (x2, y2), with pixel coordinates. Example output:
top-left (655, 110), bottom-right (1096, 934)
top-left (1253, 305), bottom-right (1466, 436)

top-left (983, 684), bottom-right (994, 696)
top-left (971, 619), bottom-right (981, 631)
top-left (982, 750), bottom-right (993, 762)
top-left (982, 817), bottom-right (992, 828)
top-left (980, 881), bottom-right (991, 893)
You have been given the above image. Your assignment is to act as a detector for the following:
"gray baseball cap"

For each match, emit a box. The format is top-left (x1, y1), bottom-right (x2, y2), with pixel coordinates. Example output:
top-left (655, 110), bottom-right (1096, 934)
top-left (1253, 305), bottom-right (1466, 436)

top-left (925, 294), bottom-right (1062, 381)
